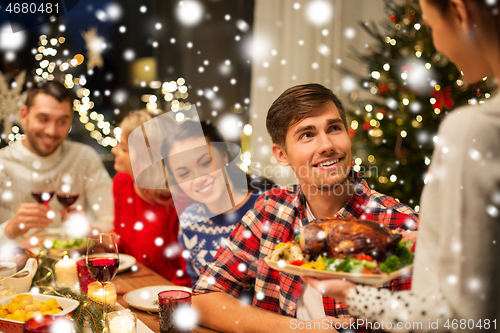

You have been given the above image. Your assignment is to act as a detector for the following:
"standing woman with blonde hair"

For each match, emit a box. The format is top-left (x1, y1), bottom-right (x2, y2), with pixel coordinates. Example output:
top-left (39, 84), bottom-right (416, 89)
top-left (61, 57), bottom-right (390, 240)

top-left (112, 110), bottom-right (191, 286)
top-left (305, 0), bottom-right (500, 331)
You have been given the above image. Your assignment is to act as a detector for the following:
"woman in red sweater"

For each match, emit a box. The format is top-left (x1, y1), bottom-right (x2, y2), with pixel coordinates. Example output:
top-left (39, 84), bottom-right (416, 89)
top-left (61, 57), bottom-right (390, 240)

top-left (111, 110), bottom-right (191, 287)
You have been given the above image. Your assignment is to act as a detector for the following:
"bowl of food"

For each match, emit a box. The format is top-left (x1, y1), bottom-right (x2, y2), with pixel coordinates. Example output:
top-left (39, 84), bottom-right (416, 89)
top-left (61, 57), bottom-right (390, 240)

top-left (265, 218), bottom-right (414, 285)
top-left (42, 235), bottom-right (87, 256)
top-left (0, 293), bottom-right (79, 333)
top-left (0, 263), bottom-right (17, 278)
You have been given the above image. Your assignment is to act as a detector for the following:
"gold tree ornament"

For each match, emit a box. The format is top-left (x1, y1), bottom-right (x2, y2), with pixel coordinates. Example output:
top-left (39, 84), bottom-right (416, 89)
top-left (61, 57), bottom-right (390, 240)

top-left (82, 28), bottom-right (106, 70)
top-left (0, 70), bottom-right (27, 136)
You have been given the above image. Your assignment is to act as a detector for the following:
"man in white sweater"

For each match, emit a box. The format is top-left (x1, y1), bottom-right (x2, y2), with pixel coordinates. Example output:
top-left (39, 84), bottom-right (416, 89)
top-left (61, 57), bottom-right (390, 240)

top-left (0, 81), bottom-right (114, 243)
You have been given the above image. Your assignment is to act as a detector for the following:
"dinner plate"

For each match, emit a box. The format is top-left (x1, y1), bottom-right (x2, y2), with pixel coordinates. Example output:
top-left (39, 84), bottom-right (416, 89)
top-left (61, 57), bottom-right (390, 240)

top-left (123, 285), bottom-right (192, 312)
top-left (118, 254), bottom-right (137, 274)
top-left (265, 258), bottom-right (413, 286)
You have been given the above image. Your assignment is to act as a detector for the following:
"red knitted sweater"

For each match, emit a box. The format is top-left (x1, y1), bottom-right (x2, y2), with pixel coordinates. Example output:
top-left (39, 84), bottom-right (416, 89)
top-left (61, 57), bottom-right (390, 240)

top-left (112, 173), bottom-right (191, 287)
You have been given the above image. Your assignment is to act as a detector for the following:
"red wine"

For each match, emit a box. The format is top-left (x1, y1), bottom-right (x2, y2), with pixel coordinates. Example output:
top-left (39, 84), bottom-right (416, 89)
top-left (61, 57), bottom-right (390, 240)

top-left (87, 257), bottom-right (119, 283)
top-left (56, 193), bottom-right (79, 207)
top-left (32, 191), bottom-right (54, 205)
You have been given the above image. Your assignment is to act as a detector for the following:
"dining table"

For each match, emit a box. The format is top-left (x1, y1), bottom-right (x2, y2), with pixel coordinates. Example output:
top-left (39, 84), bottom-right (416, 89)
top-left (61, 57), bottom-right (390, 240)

top-left (114, 262), bottom-right (221, 333)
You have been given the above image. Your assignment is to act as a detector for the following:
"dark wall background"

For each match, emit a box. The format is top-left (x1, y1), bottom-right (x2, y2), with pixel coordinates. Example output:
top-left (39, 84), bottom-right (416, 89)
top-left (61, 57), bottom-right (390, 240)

top-left (0, 0), bottom-right (255, 178)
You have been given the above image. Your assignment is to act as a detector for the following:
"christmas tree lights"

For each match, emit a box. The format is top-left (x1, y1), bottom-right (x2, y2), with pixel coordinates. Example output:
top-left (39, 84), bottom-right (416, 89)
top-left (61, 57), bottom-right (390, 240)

top-left (343, 0), bottom-right (496, 208)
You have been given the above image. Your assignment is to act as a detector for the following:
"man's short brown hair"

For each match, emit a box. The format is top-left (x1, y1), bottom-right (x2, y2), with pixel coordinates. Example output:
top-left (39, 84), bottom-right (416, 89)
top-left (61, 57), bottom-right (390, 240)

top-left (266, 83), bottom-right (347, 148)
top-left (26, 81), bottom-right (75, 109)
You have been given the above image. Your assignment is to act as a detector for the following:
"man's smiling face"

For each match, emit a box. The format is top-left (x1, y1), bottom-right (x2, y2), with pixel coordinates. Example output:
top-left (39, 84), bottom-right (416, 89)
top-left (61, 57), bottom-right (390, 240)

top-left (21, 93), bottom-right (73, 157)
top-left (273, 100), bottom-right (352, 191)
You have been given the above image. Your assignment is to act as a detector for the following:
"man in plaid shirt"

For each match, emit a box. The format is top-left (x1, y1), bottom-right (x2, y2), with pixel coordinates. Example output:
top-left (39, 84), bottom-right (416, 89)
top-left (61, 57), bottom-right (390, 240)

top-left (192, 84), bottom-right (418, 332)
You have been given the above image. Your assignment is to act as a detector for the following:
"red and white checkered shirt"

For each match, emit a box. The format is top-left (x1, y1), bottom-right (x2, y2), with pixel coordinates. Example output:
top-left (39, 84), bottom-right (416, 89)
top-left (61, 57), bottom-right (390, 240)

top-left (194, 172), bottom-right (418, 319)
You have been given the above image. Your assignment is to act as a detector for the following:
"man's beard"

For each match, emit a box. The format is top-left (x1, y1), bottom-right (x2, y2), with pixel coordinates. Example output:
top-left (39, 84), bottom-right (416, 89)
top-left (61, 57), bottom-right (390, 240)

top-left (314, 167), bottom-right (350, 192)
top-left (27, 132), bottom-right (59, 157)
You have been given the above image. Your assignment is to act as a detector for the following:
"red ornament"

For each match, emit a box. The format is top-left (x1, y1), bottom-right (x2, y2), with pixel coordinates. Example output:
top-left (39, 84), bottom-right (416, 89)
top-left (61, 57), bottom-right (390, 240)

top-left (401, 63), bottom-right (411, 73)
top-left (378, 83), bottom-right (389, 95)
top-left (390, 15), bottom-right (397, 22)
top-left (362, 122), bottom-right (371, 131)
top-left (430, 87), bottom-right (455, 111)
top-left (348, 129), bottom-right (357, 137)
top-left (410, 13), bottom-right (415, 19)
top-left (379, 109), bottom-right (386, 115)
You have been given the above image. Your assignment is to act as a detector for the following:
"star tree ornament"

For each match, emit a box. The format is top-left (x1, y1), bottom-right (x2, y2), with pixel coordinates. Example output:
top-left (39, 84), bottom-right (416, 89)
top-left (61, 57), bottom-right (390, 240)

top-left (0, 70), bottom-right (27, 138)
top-left (82, 27), bottom-right (106, 70)
top-left (338, 0), bottom-right (496, 208)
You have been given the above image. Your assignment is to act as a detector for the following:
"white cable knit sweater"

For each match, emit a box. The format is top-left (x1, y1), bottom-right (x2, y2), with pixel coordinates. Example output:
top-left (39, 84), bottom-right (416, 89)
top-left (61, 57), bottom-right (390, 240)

top-left (345, 95), bottom-right (500, 332)
top-left (0, 139), bottom-right (114, 242)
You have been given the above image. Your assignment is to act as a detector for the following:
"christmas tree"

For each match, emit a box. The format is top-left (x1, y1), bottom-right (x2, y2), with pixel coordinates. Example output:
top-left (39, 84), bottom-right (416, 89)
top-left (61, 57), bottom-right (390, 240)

top-left (343, 0), bottom-right (496, 209)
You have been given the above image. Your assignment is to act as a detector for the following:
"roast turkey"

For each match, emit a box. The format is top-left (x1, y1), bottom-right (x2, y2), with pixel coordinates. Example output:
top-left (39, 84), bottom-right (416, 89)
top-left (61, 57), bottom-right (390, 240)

top-left (299, 218), bottom-right (402, 261)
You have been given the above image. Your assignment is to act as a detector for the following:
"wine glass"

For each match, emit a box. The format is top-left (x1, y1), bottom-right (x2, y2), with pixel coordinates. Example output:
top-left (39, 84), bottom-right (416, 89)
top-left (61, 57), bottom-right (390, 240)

top-left (86, 233), bottom-right (120, 331)
top-left (31, 172), bottom-right (55, 206)
top-left (56, 172), bottom-right (80, 211)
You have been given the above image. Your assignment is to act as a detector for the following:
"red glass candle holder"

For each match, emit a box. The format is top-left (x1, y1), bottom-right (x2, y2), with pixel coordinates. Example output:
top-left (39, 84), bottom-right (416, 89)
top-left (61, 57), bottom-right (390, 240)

top-left (23, 315), bottom-right (74, 333)
top-left (76, 258), bottom-right (95, 293)
top-left (158, 290), bottom-right (192, 333)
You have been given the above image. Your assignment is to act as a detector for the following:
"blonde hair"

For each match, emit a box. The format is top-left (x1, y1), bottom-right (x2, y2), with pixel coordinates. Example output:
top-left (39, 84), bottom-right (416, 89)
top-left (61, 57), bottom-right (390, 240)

top-left (119, 110), bottom-right (172, 206)
top-left (119, 110), bottom-right (153, 144)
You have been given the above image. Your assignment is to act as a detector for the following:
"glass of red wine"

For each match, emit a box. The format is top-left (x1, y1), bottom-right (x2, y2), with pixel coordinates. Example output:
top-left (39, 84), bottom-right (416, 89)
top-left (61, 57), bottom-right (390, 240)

top-left (56, 172), bottom-right (80, 214)
top-left (31, 172), bottom-right (54, 206)
top-left (86, 233), bottom-right (120, 331)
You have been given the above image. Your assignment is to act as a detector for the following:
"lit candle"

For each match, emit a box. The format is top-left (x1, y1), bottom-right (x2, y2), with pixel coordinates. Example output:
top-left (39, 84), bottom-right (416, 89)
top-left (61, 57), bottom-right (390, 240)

top-left (109, 315), bottom-right (136, 333)
top-left (55, 255), bottom-right (78, 288)
top-left (87, 281), bottom-right (117, 306)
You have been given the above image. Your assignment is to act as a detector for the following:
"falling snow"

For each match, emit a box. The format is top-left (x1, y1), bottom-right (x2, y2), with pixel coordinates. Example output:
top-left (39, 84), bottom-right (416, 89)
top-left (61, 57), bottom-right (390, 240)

top-left (317, 44), bottom-right (331, 56)
top-left (469, 149), bottom-right (482, 161)
top-left (345, 27), bottom-right (356, 39)
top-left (2, 190), bottom-right (13, 201)
top-left (176, 0), bottom-right (204, 26)
top-left (174, 305), bottom-right (199, 330)
top-left (236, 20), bottom-right (250, 32)
top-left (305, 0), bottom-right (333, 26)
top-left (155, 237), bottom-right (164, 246)
top-left (341, 76), bottom-right (357, 92)
top-left (145, 210), bottom-right (156, 221)
top-left (123, 49), bottom-right (135, 61)
top-left (386, 98), bottom-right (398, 110)
top-left (468, 278), bottom-right (481, 291)
top-left (486, 205), bottom-right (499, 218)
top-left (141, 290), bottom-right (150, 300)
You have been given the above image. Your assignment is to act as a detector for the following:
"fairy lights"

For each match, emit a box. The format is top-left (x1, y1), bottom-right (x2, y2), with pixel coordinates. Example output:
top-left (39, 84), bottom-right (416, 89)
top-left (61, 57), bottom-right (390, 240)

top-left (160, 78), bottom-right (191, 112)
top-left (31, 34), bottom-right (117, 148)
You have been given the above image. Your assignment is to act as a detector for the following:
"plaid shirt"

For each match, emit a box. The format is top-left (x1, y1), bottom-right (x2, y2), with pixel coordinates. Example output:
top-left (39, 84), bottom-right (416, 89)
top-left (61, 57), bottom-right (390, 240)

top-left (194, 172), bottom-right (418, 319)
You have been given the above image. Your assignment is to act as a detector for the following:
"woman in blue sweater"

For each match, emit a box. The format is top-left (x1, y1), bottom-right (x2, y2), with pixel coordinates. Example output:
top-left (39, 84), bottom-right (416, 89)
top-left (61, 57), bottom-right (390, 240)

top-left (162, 120), bottom-right (274, 286)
